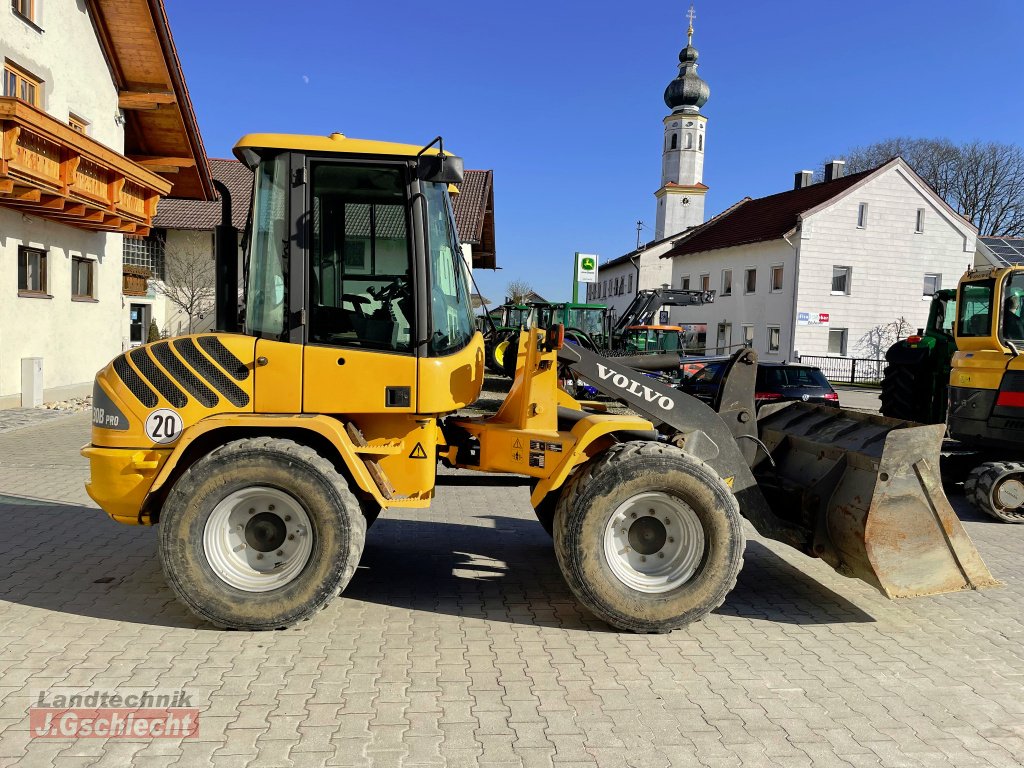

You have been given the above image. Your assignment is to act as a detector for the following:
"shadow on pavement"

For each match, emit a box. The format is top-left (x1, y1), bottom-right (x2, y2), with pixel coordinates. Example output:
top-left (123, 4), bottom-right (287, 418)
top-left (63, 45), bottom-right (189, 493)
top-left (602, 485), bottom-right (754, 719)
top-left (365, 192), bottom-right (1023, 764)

top-left (0, 494), bottom-right (874, 631)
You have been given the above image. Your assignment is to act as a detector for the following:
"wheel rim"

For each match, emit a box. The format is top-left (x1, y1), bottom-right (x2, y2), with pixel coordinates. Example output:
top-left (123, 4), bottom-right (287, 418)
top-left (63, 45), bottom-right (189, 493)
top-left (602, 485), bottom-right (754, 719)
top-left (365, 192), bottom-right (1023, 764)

top-left (603, 491), bottom-right (705, 593)
top-left (203, 487), bottom-right (314, 592)
top-left (993, 477), bottom-right (1024, 516)
top-left (494, 340), bottom-right (508, 366)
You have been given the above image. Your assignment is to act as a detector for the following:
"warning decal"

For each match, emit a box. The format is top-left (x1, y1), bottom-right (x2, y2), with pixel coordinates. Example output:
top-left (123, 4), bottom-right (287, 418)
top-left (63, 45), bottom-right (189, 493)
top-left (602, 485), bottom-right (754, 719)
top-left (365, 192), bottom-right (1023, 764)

top-left (409, 442), bottom-right (428, 459)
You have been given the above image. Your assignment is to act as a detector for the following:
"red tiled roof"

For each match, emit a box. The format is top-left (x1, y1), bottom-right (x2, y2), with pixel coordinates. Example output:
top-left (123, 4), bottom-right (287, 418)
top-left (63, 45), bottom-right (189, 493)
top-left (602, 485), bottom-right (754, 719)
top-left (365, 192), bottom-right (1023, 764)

top-left (662, 165), bottom-right (880, 259)
top-left (152, 158), bottom-right (253, 230)
top-left (452, 170), bottom-right (496, 269)
top-left (453, 170), bottom-right (492, 244)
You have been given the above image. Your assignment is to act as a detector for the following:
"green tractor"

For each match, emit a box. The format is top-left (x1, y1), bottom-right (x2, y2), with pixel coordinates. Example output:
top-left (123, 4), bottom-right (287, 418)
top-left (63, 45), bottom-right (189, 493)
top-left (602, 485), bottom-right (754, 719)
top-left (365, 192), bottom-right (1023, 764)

top-left (485, 303), bottom-right (532, 373)
top-left (879, 289), bottom-right (957, 424)
top-left (498, 302), bottom-right (609, 378)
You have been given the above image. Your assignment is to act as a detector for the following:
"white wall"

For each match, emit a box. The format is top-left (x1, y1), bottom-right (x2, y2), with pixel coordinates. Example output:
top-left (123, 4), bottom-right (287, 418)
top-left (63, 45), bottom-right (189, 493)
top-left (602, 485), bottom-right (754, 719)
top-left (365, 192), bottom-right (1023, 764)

top-left (0, 208), bottom-right (123, 399)
top-left (794, 166), bottom-right (976, 358)
top-left (668, 240), bottom-right (797, 361)
top-left (0, 1), bottom-right (122, 149)
top-left (0, 2), bottom-right (126, 405)
top-left (587, 241), bottom-right (677, 320)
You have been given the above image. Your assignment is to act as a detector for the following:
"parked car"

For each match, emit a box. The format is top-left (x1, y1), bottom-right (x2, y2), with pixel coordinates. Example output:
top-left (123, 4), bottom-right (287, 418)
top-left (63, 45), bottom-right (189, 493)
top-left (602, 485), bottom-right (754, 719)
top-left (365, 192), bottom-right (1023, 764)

top-left (677, 357), bottom-right (840, 409)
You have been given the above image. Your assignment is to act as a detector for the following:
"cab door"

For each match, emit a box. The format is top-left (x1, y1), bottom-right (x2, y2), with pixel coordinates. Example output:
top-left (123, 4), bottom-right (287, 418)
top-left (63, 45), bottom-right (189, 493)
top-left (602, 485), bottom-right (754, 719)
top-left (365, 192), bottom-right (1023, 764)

top-left (300, 160), bottom-right (418, 416)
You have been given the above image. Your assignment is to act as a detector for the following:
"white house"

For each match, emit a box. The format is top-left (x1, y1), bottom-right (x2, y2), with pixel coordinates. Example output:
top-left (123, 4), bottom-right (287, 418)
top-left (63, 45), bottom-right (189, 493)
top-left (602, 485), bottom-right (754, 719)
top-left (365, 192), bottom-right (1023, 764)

top-left (0, 0), bottom-right (212, 407)
top-left (661, 159), bottom-right (978, 361)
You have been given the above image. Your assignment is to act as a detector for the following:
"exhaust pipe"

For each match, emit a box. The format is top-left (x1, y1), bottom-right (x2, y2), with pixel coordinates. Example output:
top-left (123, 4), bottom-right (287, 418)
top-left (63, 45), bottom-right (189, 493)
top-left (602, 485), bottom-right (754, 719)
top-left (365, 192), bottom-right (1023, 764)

top-left (213, 179), bottom-right (239, 334)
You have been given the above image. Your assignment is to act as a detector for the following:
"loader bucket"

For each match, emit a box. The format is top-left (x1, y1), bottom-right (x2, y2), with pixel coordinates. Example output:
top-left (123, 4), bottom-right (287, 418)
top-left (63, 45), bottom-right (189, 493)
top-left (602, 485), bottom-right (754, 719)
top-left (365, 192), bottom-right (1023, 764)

top-left (754, 404), bottom-right (998, 598)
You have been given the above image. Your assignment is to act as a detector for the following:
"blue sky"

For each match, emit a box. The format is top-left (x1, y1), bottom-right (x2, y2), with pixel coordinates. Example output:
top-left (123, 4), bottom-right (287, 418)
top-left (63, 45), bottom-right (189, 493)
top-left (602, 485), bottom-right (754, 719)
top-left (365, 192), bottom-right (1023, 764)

top-left (168, 0), bottom-right (1023, 304)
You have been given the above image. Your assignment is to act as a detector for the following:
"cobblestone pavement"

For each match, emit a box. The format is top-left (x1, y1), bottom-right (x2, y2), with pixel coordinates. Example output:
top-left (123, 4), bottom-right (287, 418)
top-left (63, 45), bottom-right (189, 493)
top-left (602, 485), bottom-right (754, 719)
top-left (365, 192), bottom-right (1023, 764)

top-left (0, 414), bottom-right (1022, 767)
top-left (0, 409), bottom-right (77, 435)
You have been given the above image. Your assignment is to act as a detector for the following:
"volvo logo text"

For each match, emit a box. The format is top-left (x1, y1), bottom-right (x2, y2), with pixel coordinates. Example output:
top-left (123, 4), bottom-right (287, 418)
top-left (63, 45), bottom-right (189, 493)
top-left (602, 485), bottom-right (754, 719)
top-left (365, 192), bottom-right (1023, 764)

top-left (595, 364), bottom-right (675, 410)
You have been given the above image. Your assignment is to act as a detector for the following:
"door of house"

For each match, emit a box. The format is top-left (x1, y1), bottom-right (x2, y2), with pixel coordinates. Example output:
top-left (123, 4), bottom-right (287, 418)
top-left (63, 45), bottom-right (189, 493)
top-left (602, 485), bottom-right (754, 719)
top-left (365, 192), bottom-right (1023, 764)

top-left (717, 322), bottom-right (732, 354)
top-left (129, 304), bottom-right (148, 347)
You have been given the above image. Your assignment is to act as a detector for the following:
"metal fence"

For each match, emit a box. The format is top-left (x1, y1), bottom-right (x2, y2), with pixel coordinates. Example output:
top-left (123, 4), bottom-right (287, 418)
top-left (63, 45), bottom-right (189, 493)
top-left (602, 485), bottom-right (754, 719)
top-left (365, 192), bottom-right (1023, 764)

top-left (798, 355), bottom-right (884, 385)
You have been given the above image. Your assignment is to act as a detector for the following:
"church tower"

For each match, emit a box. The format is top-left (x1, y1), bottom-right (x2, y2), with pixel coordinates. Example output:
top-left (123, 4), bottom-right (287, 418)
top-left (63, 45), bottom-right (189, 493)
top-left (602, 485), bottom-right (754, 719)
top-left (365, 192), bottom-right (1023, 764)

top-left (655, 6), bottom-right (710, 240)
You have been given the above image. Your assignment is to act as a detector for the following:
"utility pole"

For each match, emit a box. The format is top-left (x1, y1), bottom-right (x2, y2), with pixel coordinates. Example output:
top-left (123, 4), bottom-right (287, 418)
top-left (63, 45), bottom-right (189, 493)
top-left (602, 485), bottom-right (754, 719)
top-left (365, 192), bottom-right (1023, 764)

top-left (572, 251), bottom-right (579, 303)
top-left (636, 221), bottom-right (644, 250)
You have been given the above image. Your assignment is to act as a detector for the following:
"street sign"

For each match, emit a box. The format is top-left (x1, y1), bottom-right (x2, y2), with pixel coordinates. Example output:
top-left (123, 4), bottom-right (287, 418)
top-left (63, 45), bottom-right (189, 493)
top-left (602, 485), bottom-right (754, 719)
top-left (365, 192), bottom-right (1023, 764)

top-left (576, 253), bottom-right (598, 284)
top-left (798, 311), bottom-right (830, 326)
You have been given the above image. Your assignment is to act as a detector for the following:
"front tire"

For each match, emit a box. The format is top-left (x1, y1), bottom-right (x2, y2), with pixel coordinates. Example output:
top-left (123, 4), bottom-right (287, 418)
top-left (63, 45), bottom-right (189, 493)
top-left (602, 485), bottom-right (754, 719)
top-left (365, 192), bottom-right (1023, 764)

top-left (159, 437), bottom-right (366, 629)
top-left (553, 441), bottom-right (744, 633)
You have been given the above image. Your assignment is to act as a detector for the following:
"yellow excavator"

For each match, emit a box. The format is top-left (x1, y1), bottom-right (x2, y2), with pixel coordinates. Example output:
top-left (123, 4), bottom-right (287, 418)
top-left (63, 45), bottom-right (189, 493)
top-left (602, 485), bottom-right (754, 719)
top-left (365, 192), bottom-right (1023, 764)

top-left (82, 133), bottom-right (997, 631)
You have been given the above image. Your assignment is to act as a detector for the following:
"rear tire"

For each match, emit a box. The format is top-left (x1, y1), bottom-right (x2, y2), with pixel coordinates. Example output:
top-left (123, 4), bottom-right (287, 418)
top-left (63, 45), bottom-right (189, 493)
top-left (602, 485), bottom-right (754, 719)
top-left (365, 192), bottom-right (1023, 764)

top-left (159, 437), bottom-right (366, 629)
top-left (553, 441), bottom-right (744, 633)
top-left (501, 332), bottom-right (521, 379)
top-left (880, 363), bottom-right (933, 422)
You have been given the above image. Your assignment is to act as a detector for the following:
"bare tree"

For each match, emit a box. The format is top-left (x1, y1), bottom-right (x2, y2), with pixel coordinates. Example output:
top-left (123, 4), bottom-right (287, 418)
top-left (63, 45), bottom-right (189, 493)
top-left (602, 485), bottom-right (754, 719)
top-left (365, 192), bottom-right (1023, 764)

top-left (826, 137), bottom-right (1024, 236)
top-left (158, 234), bottom-right (216, 335)
top-left (857, 316), bottom-right (913, 360)
top-left (505, 279), bottom-right (534, 304)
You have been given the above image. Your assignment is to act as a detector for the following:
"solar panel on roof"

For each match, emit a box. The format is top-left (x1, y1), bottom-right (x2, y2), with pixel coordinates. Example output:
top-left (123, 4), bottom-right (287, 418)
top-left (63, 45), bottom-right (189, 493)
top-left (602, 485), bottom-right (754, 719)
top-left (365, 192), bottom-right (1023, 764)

top-left (980, 236), bottom-right (1024, 266)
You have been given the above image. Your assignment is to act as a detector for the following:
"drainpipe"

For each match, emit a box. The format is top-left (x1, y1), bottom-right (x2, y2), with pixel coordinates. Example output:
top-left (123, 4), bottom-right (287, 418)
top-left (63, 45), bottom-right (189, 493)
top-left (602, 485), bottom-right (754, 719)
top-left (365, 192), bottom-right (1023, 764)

top-left (783, 225), bottom-right (801, 362)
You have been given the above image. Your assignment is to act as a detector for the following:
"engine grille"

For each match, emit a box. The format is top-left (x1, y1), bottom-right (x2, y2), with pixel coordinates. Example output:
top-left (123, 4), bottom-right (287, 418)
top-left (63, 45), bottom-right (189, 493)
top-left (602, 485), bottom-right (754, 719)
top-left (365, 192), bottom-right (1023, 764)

top-left (174, 339), bottom-right (250, 407)
top-left (113, 355), bottom-right (157, 408)
top-left (197, 336), bottom-right (250, 381)
top-left (129, 347), bottom-right (187, 408)
top-left (152, 342), bottom-right (219, 408)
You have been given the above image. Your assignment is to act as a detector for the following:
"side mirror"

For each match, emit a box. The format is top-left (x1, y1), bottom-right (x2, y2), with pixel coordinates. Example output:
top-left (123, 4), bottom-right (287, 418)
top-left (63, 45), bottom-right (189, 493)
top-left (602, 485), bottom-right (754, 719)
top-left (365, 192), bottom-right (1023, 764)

top-left (417, 153), bottom-right (464, 184)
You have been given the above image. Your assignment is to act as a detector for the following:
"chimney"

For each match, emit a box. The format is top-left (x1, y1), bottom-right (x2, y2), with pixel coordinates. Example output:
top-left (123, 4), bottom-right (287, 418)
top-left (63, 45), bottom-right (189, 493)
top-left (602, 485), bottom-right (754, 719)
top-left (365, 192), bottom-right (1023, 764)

top-left (824, 160), bottom-right (846, 182)
top-left (794, 170), bottom-right (814, 189)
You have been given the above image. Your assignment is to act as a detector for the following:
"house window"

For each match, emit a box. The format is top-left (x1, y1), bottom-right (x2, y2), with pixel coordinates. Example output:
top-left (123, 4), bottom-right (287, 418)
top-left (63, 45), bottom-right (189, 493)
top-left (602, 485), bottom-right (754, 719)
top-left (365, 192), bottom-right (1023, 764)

top-left (627, 273), bottom-right (633, 293)
top-left (857, 202), bottom-right (868, 229)
top-left (123, 229), bottom-right (167, 280)
top-left (3, 60), bottom-right (41, 107)
top-left (832, 265), bottom-right (851, 295)
top-left (916, 208), bottom-right (925, 233)
top-left (72, 257), bottom-right (95, 299)
top-left (17, 245), bottom-right (47, 295)
top-left (11, 0), bottom-right (34, 23)
top-left (69, 114), bottom-right (88, 134)
top-left (923, 273), bottom-right (941, 297)
top-left (742, 324), bottom-right (754, 348)
top-left (721, 269), bottom-right (732, 297)
top-left (670, 133), bottom-right (677, 150)
top-left (745, 267), bottom-right (756, 294)
top-left (828, 328), bottom-right (848, 356)
top-left (700, 273), bottom-right (710, 291)
top-left (771, 264), bottom-right (784, 292)
top-left (767, 325), bottom-right (781, 353)
top-left (681, 275), bottom-right (690, 290)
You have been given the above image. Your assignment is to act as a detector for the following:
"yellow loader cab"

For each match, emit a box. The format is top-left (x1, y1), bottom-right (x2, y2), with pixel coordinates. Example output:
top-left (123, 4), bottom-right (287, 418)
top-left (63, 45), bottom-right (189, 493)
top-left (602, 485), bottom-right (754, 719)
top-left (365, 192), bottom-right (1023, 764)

top-left (83, 131), bottom-right (996, 632)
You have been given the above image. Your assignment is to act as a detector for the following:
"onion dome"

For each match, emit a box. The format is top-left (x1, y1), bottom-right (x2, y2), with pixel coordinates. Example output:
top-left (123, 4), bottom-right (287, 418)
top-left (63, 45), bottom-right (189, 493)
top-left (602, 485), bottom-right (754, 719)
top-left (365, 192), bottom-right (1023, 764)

top-left (663, 14), bottom-right (709, 114)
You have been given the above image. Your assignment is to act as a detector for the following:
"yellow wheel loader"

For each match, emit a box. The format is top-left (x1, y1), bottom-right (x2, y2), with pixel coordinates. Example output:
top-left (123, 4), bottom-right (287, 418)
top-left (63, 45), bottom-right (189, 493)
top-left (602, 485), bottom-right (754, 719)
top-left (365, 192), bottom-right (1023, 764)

top-left (951, 265), bottom-right (1024, 522)
top-left (83, 133), bottom-right (997, 632)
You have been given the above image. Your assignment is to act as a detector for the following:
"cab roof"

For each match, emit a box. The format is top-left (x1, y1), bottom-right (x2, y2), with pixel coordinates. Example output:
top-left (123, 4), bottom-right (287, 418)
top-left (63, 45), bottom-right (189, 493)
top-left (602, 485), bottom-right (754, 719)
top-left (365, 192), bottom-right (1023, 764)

top-left (233, 132), bottom-right (450, 169)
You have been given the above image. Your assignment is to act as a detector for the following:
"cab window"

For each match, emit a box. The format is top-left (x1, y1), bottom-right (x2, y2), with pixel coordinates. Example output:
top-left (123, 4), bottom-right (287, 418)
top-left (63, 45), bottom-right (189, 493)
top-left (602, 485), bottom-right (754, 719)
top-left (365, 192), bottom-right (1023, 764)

top-left (957, 280), bottom-right (994, 338)
top-left (423, 181), bottom-right (475, 356)
top-left (308, 163), bottom-right (413, 352)
top-left (1002, 272), bottom-right (1024, 343)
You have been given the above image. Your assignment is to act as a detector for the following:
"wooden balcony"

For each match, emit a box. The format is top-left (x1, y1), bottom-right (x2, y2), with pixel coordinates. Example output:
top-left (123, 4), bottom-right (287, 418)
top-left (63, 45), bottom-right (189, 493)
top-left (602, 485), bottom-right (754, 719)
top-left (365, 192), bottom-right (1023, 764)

top-left (0, 98), bottom-right (172, 235)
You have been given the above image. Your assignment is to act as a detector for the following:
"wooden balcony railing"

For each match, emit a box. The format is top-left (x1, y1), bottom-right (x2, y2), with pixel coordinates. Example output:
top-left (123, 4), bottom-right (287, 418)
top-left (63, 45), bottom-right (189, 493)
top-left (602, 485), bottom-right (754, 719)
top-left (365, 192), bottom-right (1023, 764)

top-left (0, 97), bottom-right (172, 235)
